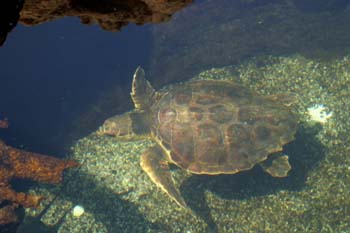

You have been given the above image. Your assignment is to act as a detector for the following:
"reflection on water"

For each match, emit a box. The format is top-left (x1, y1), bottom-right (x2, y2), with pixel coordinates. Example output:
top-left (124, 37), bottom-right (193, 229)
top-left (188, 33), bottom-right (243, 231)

top-left (1, 0), bottom-right (350, 232)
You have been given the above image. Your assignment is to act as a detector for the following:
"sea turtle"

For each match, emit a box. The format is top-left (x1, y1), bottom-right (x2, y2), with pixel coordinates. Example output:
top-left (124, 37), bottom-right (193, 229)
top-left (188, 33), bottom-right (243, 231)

top-left (98, 67), bottom-right (297, 208)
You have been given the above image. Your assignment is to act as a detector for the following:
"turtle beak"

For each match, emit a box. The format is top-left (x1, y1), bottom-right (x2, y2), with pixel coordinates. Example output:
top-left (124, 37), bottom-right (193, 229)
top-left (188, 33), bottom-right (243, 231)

top-left (97, 121), bottom-right (116, 136)
top-left (96, 125), bottom-right (106, 136)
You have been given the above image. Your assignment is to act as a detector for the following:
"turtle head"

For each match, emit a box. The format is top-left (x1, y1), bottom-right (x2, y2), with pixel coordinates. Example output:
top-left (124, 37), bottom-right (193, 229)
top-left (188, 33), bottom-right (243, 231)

top-left (97, 111), bottom-right (150, 141)
top-left (98, 112), bottom-right (133, 137)
top-left (98, 67), bottom-right (154, 140)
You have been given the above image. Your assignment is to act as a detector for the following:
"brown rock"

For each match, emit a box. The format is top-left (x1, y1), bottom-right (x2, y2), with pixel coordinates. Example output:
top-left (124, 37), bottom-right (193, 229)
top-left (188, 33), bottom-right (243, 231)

top-left (0, 120), bottom-right (79, 225)
top-left (20, 0), bottom-right (193, 31)
top-left (0, 118), bottom-right (8, 128)
top-left (0, 204), bottom-right (18, 225)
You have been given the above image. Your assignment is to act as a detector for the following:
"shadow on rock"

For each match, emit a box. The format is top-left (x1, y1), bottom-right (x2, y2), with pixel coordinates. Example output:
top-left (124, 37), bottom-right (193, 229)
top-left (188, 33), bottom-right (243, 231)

top-left (180, 123), bottom-right (325, 231)
top-left (16, 171), bottom-right (165, 233)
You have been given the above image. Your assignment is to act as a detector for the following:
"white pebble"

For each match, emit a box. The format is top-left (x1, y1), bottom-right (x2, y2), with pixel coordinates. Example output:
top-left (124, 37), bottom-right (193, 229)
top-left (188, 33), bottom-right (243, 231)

top-left (72, 205), bottom-right (85, 217)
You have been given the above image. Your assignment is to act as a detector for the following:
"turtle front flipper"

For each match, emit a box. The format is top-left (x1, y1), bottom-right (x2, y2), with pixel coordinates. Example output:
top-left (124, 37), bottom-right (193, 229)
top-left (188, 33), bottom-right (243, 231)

top-left (260, 154), bottom-right (291, 177)
top-left (140, 145), bottom-right (187, 209)
top-left (131, 66), bottom-right (156, 110)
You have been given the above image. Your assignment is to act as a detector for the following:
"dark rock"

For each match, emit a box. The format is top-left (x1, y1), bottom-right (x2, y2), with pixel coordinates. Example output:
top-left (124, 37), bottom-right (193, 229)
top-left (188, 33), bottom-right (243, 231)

top-left (0, 0), bottom-right (24, 46)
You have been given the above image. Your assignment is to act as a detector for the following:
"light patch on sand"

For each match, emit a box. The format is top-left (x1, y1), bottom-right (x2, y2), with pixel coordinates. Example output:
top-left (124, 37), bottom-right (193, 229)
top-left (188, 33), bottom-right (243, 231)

top-left (307, 104), bottom-right (332, 123)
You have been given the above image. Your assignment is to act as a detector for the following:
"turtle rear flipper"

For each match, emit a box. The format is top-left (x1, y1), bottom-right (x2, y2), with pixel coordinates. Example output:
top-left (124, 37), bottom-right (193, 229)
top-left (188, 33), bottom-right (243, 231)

top-left (260, 154), bottom-right (291, 177)
top-left (140, 145), bottom-right (188, 209)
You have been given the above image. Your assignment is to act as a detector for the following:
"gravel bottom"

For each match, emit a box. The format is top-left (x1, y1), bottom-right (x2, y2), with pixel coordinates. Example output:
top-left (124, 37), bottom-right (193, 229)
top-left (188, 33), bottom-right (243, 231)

top-left (24, 54), bottom-right (350, 233)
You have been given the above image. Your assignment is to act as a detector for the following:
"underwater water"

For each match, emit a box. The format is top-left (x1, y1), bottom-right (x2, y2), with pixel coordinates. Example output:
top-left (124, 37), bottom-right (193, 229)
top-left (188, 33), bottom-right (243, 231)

top-left (1, 0), bottom-right (350, 232)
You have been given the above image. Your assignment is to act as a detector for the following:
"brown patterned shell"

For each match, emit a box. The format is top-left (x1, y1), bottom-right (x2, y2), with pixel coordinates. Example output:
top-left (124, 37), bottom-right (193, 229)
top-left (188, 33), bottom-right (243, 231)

top-left (151, 80), bottom-right (297, 174)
